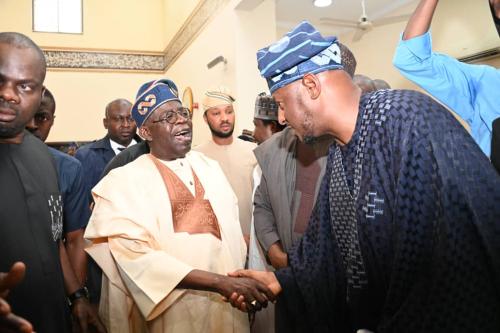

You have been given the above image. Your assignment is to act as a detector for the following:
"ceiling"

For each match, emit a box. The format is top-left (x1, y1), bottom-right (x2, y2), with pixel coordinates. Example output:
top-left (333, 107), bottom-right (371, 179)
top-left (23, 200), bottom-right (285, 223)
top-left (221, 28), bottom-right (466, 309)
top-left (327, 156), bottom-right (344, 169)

top-left (276, 0), bottom-right (418, 36)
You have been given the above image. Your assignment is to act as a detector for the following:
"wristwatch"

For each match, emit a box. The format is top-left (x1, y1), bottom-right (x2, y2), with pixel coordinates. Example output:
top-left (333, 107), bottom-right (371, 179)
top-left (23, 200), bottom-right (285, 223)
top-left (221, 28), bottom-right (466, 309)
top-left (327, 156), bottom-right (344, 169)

top-left (68, 286), bottom-right (89, 307)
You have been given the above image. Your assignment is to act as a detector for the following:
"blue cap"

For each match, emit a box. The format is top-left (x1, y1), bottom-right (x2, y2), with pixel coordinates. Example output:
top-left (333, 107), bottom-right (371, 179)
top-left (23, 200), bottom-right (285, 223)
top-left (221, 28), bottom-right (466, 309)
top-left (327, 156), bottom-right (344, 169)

top-left (257, 21), bottom-right (344, 93)
top-left (131, 79), bottom-right (181, 127)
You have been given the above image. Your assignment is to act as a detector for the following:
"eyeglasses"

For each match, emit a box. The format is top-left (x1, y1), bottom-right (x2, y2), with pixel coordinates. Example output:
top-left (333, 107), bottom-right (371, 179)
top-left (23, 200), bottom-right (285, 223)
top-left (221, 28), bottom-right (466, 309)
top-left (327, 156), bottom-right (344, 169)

top-left (152, 107), bottom-right (191, 124)
top-left (109, 116), bottom-right (135, 125)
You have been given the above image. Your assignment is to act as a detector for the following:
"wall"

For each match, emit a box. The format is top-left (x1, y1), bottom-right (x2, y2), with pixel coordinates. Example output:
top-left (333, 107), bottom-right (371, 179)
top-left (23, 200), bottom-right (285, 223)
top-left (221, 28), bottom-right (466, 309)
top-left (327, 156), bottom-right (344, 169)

top-left (44, 71), bottom-right (160, 141)
top-left (0, 0), bottom-right (166, 51)
top-left (163, 0), bottom-right (200, 46)
top-left (165, 0), bottom-right (276, 146)
top-left (0, 0), bottom-right (174, 141)
top-left (334, 0), bottom-right (499, 90)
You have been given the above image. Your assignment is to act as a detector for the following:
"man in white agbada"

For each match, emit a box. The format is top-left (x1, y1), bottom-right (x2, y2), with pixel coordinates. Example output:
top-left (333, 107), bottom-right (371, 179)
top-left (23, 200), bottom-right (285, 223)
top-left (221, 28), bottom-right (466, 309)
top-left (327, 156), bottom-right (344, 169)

top-left (84, 78), bottom-right (273, 333)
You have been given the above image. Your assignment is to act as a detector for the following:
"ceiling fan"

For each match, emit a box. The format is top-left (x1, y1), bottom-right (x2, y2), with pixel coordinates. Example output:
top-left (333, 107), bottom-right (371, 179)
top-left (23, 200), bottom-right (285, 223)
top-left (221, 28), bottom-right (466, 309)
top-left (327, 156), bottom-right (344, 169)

top-left (320, 0), bottom-right (411, 41)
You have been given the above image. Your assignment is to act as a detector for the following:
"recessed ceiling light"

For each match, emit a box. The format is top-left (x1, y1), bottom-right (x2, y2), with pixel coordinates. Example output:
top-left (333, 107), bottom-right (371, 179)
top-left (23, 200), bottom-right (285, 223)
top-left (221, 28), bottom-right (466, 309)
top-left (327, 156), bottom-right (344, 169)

top-left (313, 0), bottom-right (332, 7)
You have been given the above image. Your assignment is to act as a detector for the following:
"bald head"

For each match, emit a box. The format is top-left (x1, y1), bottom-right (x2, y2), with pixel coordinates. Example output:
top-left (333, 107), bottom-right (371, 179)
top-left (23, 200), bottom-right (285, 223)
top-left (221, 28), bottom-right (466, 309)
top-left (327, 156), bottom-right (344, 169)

top-left (373, 79), bottom-right (391, 90)
top-left (353, 74), bottom-right (376, 94)
top-left (105, 98), bottom-right (132, 117)
top-left (0, 32), bottom-right (46, 81)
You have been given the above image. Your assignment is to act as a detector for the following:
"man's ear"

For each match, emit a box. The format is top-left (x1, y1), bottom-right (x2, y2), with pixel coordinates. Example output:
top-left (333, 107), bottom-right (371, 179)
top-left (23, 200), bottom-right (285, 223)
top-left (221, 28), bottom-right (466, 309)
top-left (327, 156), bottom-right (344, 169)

top-left (203, 111), bottom-right (208, 124)
top-left (139, 126), bottom-right (152, 142)
top-left (103, 118), bottom-right (108, 130)
top-left (302, 73), bottom-right (321, 100)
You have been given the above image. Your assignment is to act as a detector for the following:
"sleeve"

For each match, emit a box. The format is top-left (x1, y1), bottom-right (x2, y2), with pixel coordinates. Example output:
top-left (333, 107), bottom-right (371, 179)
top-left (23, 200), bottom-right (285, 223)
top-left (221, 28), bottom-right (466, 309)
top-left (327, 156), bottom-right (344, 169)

top-left (85, 173), bottom-right (194, 320)
top-left (253, 173), bottom-right (281, 252)
top-left (63, 161), bottom-right (91, 233)
top-left (386, 93), bottom-right (500, 325)
top-left (393, 31), bottom-right (486, 124)
top-left (273, 169), bottom-right (345, 331)
top-left (491, 118), bottom-right (500, 173)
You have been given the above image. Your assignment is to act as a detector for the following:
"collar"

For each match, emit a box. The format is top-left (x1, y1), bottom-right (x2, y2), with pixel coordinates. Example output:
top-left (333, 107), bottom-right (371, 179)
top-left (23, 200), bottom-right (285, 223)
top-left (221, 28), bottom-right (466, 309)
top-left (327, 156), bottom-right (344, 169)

top-left (109, 138), bottom-right (137, 155)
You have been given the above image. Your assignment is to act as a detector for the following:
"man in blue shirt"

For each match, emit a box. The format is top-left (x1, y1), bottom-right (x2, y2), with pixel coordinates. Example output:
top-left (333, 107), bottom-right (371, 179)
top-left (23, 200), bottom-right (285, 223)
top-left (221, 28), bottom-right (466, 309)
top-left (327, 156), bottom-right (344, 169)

top-left (393, 0), bottom-right (500, 157)
top-left (26, 88), bottom-right (105, 333)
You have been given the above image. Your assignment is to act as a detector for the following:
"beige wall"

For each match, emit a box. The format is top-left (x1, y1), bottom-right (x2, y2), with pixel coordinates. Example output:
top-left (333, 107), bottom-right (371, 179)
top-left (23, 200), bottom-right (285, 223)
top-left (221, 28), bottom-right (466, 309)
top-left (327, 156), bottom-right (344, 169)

top-left (333, 0), bottom-right (499, 90)
top-left (165, 0), bottom-right (276, 146)
top-left (0, 0), bottom-right (166, 51)
top-left (44, 71), bottom-right (160, 142)
top-left (163, 0), bottom-right (200, 46)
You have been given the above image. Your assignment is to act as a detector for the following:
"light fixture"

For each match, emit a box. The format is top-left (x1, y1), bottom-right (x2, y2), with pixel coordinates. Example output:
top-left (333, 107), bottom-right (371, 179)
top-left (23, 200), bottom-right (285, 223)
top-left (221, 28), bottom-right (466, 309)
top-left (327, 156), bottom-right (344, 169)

top-left (313, 0), bottom-right (332, 7)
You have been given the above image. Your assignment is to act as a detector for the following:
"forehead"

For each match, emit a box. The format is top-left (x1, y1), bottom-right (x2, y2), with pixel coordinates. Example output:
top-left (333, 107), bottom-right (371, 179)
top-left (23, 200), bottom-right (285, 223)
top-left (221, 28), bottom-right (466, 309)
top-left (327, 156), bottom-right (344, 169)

top-left (272, 83), bottom-right (296, 102)
top-left (154, 100), bottom-right (182, 114)
top-left (107, 102), bottom-right (132, 116)
top-left (0, 43), bottom-right (44, 84)
top-left (207, 104), bottom-right (233, 113)
top-left (38, 96), bottom-right (55, 113)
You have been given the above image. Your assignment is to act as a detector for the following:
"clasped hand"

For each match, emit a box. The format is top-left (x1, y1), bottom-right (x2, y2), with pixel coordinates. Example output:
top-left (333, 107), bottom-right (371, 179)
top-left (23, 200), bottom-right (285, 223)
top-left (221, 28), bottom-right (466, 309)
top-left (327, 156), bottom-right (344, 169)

top-left (220, 270), bottom-right (281, 313)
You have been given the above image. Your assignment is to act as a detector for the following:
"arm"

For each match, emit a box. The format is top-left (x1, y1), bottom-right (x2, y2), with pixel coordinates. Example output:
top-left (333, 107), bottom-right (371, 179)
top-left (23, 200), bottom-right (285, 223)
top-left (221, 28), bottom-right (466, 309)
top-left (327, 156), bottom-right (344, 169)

top-left (59, 242), bottom-right (105, 333)
top-left (65, 229), bottom-right (87, 284)
top-left (253, 175), bottom-right (281, 252)
top-left (402, 0), bottom-right (438, 40)
top-left (177, 269), bottom-right (274, 311)
top-left (393, 0), bottom-right (485, 125)
top-left (63, 161), bottom-right (90, 284)
top-left (267, 242), bottom-right (288, 270)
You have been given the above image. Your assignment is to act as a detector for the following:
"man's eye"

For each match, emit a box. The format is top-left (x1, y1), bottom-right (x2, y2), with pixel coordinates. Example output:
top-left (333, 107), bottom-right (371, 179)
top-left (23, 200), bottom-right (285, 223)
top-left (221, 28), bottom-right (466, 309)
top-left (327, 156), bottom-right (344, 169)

top-left (19, 84), bottom-right (32, 92)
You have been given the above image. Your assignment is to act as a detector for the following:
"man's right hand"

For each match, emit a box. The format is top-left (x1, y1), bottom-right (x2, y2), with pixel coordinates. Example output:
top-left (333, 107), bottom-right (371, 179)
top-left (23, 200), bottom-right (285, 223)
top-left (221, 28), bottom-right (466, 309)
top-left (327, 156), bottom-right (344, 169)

top-left (226, 270), bottom-right (282, 312)
top-left (267, 242), bottom-right (288, 269)
top-left (0, 262), bottom-right (34, 333)
top-left (216, 275), bottom-right (275, 312)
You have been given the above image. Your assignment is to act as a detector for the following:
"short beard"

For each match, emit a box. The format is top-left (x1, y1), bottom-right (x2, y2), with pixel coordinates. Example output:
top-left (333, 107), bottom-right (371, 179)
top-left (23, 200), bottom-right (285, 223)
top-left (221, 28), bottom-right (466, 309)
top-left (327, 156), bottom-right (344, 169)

top-left (0, 124), bottom-right (24, 139)
top-left (297, 95), bottom-right (317, 145)
top-left (208, 123), bottom-right (234, 139)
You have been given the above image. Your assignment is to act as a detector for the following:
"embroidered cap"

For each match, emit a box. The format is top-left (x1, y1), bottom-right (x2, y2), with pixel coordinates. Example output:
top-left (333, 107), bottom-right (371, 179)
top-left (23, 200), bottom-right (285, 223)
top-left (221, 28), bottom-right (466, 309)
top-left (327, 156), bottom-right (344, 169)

top-left (202, 86), bottom-right (235, 111)
top-left (254, 92), bottom-right (279, 121)
top-left (257, 21), bottom-right (344, 94)
top-left (131, 79), bottom-right (181, 127)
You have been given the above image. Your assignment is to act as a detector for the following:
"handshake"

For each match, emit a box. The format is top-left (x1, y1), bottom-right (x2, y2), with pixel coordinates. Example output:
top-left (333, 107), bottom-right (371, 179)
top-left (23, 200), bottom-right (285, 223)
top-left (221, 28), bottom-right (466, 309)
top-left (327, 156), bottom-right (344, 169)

top-left (217, 269), bottom-right (282, 313)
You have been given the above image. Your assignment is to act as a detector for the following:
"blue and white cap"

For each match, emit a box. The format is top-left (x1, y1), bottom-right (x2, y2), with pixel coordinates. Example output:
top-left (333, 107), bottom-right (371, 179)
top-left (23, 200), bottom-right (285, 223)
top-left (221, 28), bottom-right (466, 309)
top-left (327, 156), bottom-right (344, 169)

top-left (131, 79), bottom-right (181, 127)
top-left (257, 21), bottom-right (344, 94)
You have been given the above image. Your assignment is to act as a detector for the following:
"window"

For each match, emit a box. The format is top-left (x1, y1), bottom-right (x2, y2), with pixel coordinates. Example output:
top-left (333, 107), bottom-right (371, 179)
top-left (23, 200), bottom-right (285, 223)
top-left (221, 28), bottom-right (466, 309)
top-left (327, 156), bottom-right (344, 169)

top-left (33, 0), bottom-right (82, 34)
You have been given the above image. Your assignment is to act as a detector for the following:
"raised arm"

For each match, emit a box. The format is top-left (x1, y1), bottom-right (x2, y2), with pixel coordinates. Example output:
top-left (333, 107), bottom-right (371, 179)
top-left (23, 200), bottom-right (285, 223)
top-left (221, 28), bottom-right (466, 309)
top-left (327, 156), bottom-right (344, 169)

top-left (403, 0), bottom-right (439, 40)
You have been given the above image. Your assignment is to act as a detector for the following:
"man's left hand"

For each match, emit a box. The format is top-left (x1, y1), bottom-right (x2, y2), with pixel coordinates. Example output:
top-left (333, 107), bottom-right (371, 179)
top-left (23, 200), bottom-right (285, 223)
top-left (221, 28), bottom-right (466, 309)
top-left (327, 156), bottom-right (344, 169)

top-left (71, 298), bottom-right (106, 333)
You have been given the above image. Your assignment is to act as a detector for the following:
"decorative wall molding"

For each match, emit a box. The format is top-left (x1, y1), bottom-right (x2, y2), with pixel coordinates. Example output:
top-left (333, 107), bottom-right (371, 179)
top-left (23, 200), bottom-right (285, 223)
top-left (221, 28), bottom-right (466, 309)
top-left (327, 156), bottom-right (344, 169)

top-left (43, 0), bottom-right (231, 72)
top-left (43, 49), bottom-right (165, 72)
top-left (163, 0), bottom-right (231, 71)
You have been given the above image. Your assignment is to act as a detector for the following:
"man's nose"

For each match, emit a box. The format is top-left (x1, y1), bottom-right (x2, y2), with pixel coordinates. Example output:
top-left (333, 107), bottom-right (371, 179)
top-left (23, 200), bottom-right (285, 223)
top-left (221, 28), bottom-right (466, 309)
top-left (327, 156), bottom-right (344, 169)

top-left (0, 82), bottom-right (20, 104)
top-left (278, 109), bottom-right (287, 125)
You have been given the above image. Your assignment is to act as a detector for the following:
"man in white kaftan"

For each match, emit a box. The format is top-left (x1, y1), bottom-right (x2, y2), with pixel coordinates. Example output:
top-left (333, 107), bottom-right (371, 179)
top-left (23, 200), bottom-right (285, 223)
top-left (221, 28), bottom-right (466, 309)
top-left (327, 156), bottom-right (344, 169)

top-left (84, 79), bottom-right (272, 333)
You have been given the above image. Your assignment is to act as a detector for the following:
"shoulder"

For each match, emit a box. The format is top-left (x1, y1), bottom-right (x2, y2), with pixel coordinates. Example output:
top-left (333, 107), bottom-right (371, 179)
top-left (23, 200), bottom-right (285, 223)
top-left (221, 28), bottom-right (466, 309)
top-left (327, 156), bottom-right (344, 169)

top-left (234, 139), bottom-right (257, 150)
top-left (255, 127), bottom-right (295, 162)
top-left (96, 154), bottom-right (152, 195)
top-left (187, 150), bottom-right (220, 169)
top-left (49, 147), bottom-right (82, 173)
top-left (102, 141), bottom-right (150, 177)
top-left (193, 140), bottom-right (211, 152)
top-left (23, 132), bottom-right (53, 161)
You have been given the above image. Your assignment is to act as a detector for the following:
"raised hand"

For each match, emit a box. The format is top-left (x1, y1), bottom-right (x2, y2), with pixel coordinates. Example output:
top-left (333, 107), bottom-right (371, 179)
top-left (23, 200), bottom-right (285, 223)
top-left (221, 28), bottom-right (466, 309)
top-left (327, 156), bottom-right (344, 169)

top-left (0, 262), bottom-right (34, 333)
